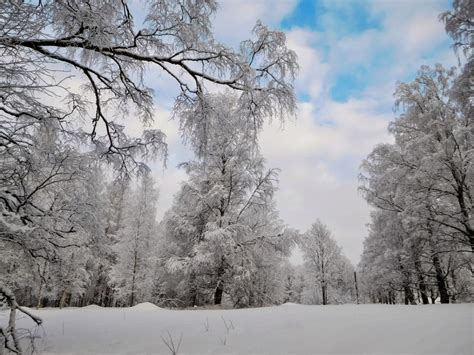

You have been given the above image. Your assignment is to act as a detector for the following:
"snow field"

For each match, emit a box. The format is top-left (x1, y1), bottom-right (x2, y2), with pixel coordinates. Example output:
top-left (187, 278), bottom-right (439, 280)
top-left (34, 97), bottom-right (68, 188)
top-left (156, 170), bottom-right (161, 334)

top-left (6, 303), bottom-right (473, 354)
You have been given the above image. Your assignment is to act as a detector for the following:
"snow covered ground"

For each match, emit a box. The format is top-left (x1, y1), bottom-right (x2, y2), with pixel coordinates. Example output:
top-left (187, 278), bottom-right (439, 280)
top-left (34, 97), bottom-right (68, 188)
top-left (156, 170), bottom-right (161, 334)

top-left (7, 303), bottom-right (473, 354)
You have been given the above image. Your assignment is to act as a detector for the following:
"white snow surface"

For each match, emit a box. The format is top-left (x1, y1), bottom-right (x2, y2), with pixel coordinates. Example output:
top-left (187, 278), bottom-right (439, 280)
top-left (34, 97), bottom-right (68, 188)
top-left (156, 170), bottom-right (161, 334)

top-left (8, 303), bottom-right (473, 354)
top-left (131, 302), bottom-right (161, 310)
top-left (82, 304), bottom-right (103, 310)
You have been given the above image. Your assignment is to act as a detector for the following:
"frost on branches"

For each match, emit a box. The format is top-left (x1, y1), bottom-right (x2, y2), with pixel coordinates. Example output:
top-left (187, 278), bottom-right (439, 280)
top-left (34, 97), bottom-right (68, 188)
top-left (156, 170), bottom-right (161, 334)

top-left (297, 221), bottom-right (356, 305)
top-left (359, 6), bottom-right (473, 304)
top-left (158, 93), bottom-right (293, 308)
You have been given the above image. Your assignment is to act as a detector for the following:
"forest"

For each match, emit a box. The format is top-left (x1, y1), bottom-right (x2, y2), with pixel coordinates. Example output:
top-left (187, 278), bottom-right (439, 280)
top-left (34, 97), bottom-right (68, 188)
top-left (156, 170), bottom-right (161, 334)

top-left (0, 0), bottom-right (472, 354)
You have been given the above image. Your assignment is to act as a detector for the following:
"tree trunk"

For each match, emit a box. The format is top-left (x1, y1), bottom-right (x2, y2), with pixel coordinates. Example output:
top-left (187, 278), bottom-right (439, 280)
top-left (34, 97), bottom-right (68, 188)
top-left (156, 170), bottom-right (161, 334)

top-left (398, 258), bottom-right (415, 305)
top-left (89, 264), bottom-right (105, 305)
top-left (130, 248), bottom-right (139, 307)
top-left (429, 288), bottom-right (437, 304)
top-left (189, 272), bottom-right (198, 307)
top-left (450, 269), bottom-right (457, 303)
top-left (214, 280), bottom-right (224, 305)
top-left (214, 260), bottom-right (225, 305)
top-left (59, 289), bottom-right (68, 308)
top-left (353, 271), bottom-right (359, 304)
top-left (432, 254), bottom-right (449, 304)
top-left (248, 290), bottom-right (255, 307)
top-left (414, 259), bottom-right (429, 304)
top-left (321, 283), bottom-right (327, 305)
top-left (402, 279), bottom-right (416, 305)
top-left (404, 286), bottom-right (415, 305)
top-left (418, 282), bottom-right (429, 304)
top-left (105, 285), bottom-right (114, 307)
top-left (388, 291), bottom-right (395, 304)
top-left (190, 283), bottom-right (198, 307)
top-left (320, 257), bottom-right (327, 305)
top-left (36, 281), bottom-right (44, 309)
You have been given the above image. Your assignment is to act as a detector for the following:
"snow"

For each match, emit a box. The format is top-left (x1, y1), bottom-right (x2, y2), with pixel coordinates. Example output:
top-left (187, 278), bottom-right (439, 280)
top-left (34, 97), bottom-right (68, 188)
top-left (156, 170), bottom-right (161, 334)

top-left (131, 302), bottom-right (161, 310)
top-left (9, 304), bottom-right (473, 354)
top-left (82, 304), bottom-right (102, 310)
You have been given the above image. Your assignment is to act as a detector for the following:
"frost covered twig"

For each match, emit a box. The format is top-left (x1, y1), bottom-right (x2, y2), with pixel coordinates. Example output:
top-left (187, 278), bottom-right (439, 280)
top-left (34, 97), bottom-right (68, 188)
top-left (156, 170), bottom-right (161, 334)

top-left (218, 335), bottom-right (227, 346)
top-left (161, 330), bottom-right (182, 355)
top-left (220, 316), bottom-right (234, 333)
top-left (0, 285), bottom-right (43, 354)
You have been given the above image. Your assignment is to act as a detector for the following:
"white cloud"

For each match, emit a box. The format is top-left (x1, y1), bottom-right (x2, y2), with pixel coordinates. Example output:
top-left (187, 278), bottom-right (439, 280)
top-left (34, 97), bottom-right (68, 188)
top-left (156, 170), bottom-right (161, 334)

top-left (285, 29), bottom-right (330, 100)
top-left (213, 0), bottom-right (298, 45)
top-left (260, 100), bottom-right (391, 263)
top-left (369, 0), bottom-right (448, 53)
top-left (261, 101), bottom-right (391, 161)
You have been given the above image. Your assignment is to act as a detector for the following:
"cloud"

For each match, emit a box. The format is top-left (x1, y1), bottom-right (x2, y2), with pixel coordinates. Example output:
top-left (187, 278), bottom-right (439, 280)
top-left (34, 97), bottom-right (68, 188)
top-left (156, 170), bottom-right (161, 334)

top-left (260, 99), bottom-right (391, 263)
top-left (212, 0), bottom-right (298, 45)
top-left (285, 29), bottom-right (330, 100)
top-left (368, 0), bottom-right (449, 52)
top-left (261, 101), bottom-right (390, 161)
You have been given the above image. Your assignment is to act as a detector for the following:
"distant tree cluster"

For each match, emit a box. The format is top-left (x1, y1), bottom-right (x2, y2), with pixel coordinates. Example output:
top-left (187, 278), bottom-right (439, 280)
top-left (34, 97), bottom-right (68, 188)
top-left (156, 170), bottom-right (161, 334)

top-left (284, 221), bottom-right (355, 305)
top-left (0, 171), bottom-right (160, 308)
top-left (358, 0), bottom-right (473, 304)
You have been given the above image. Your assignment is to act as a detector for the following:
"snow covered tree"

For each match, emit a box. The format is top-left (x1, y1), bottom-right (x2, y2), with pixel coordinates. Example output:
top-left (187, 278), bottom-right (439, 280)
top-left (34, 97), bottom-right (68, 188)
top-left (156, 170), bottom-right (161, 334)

top-left (159, 93), bottom-right (291, 307)
top-left (358, 0), bottom-right (474, 306)
top-left (78, 169), bottom-right (116, 307)
top-left (440, 0), bottom-right (472, 59)
top-left (359, 210), bottom-right (420, 305)
top-left (0, 0), bottom-right (297, 172)
top-left (393, 65), bottom-right (473, 251)
top-left (360, 63), bottom-right (473, 304)
top-left (111, 173), bottom-right (159, 306)
top-left (299, 221), bottom-right (355, 305)
top-left (0, 123), bottom-right (105, 349)
top-left (226, 205), bottom-right (292, 307)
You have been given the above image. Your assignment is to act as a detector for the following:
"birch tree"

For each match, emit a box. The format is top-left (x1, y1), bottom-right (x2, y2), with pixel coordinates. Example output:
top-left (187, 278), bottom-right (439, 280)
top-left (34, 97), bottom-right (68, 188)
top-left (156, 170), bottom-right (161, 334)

top-left (160, 93), bottom-right (291, 307)
top-left (299, 221), bottom-right (353, 305)
top-left (111, 173), bottom-right (159, 307)
top-left (360, 64), bottom-right (473, 304)
top-left (0, 0), bottom-right (297, 171)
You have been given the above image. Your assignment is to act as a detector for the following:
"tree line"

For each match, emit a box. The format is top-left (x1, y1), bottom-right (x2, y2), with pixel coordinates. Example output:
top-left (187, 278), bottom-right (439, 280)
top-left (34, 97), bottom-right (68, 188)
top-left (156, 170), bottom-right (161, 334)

top-left (0, 91), bottom-right (357, 310)
top-left (358, 0), bottom-right (473, 305)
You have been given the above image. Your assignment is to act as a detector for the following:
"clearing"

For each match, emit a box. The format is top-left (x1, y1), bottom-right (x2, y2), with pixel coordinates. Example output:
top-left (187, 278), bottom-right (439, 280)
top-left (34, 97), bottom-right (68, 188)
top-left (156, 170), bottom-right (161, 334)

top-left (6, 303), bottom-right (473, 354)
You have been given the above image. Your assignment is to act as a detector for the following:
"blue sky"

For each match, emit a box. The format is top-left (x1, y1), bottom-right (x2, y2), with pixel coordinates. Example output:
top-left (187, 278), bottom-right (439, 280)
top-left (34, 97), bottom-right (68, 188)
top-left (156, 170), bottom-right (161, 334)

top-left (147, 0), bottom-right (457, 264)
top-left (282, 0), bottom-right (381, 33)
top-left (280, 0), bottom-right (452, 103)
top-left (281, 0), bottom-right (380, 103)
